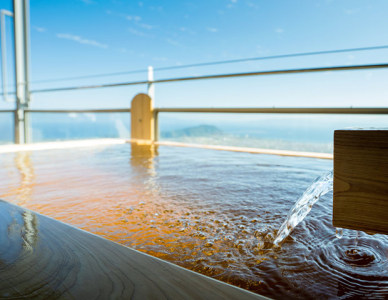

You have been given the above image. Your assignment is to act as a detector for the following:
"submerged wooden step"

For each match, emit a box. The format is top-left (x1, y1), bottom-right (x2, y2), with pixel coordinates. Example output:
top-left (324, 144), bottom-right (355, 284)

top-left (0, 200), bottom-right (267, 299)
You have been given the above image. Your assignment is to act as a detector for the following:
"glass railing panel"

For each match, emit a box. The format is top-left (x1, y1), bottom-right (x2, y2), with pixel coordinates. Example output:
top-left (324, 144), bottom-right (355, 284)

top-left (28, 112), bottom-right (130, 142)
top-left (158, 113), bottom-right (388, 153)
top-left (0, 112), bottom-right (14, 144)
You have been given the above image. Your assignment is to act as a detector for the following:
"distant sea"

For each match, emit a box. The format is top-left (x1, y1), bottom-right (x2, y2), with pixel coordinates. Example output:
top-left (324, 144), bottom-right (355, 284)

top-left (0, 112), bottom-right (387, 153)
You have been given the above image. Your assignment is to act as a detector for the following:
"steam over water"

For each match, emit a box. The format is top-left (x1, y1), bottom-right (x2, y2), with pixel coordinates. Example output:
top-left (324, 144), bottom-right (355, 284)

top-left (0, 144), bottom-right (387, 299)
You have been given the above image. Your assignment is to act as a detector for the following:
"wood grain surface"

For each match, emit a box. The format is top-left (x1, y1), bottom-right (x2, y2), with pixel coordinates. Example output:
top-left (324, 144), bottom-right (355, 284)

top-left (131, 93), bottom-right (154, 141)
top-left (333, 129), bottom-right (388, 234)
top-left (0, 200), bottom-right (267, 299)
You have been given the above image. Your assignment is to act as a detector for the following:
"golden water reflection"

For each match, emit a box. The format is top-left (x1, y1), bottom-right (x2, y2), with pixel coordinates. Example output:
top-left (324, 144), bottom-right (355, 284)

top-left (0, 145), bottom-right (284, 294)
top-left (2, 144), bottom-right (381, 299)
top-left (130, 143), bottom-right (158, 171)
top-left (15, 152), bottom-right (35, 206)
top-left (0, 152), bottom-right (35, 206)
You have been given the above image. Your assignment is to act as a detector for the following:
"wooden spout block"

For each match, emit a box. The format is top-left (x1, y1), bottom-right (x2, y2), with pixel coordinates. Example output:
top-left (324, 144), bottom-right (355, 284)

top-left (333, 129), bottom-right (388, 234)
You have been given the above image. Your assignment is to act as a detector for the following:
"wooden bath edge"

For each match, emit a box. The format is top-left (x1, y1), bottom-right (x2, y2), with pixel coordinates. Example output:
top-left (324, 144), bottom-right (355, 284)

top-left (0, 138), bottom-right (333, 160)
top-left (0, 199), bottom-right (269, 299)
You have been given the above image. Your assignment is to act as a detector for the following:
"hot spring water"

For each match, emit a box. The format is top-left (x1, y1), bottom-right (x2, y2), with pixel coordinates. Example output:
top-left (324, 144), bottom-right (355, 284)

top-left (0, 144), bottom-right (387, 299)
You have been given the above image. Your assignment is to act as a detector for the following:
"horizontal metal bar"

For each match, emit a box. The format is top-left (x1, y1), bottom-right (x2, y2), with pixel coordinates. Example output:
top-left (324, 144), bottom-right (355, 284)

top-left (4, 107), bottom-right (388, 115)
top-left (25, 108), bottom-right (130, 113)
top-left (13, 45), bottom-right (388, 85)
top-left (4, 107), bottom-right (387, 114)
top-left (27, 81), bottom-right (146, 94)
top-left (153, 46), bottom-right (388, 72)
top-left (155, 107), bottom-right (388, 114)
top-left (27, 63), bottom-right (388, 94)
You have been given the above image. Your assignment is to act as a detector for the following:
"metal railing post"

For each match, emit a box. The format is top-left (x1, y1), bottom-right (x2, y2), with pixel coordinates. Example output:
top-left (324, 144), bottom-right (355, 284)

top-left (147, 66), bottom-right (154, 100)
top-left (13, 0), bottom-right (30, 144)
top-left (24, 109), bottom-right (29, 142)
top-left (153, 110), bottom-right (159, 142)
top-left (1, 9), bottom-right (14, 102)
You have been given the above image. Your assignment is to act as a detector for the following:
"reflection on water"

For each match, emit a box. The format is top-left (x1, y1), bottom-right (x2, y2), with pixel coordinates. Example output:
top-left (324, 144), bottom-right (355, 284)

top-left (21, 211), bottom-right (38, 251)
top-left (14, 152), bottom-right (35, 206)
top-left (130, 144), bottom-right (158, 169)
top-left (2, 152), bottom-right (39, 252)
top-left (0, 144), bottom-right (387, 299)
top-left (130, 144), bottom-right (161, 199)
top-left (0, 201), bottom-right (39, 264)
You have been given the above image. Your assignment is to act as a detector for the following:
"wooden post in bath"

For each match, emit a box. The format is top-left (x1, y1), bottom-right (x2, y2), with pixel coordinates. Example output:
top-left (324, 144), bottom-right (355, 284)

top-left (333, 129), bottom-right (388, 234)
top-left (131, 93), bottom-right (155, 142)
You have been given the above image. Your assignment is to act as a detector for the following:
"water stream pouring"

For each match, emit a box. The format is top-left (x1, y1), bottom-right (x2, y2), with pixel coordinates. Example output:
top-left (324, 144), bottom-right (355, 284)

top-left (273, 170), bottom-right (333, 246)
top-left (272, 170), bottom-right (385, 280)
top-left (267, 129), bottom-right (388, 298)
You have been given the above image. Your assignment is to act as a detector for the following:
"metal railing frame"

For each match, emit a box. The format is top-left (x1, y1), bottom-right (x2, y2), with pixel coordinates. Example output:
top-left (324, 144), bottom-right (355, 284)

top-left (1, 106), bottom-right (387, 143)
top-left (1, 63), bottom-right (388, 96)
top-left (1, 106), bottom-right (388, 144)
top-left (19, 63), bottom-right (388, 95)
top-left (1, 62), bottom-right (388, 144)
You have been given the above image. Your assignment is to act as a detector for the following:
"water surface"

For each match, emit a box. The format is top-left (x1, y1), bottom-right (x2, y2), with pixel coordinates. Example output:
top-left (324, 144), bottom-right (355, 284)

top-left (0, 144), bottom-right (387, 299)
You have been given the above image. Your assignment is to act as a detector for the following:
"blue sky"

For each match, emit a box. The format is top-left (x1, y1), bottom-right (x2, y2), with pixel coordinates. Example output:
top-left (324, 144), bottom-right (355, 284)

top-left (0, 0), bottom-right (388, 109)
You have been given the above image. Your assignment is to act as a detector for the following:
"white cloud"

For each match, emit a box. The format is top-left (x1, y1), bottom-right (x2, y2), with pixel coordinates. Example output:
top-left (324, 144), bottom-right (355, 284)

top-left (128, 28), bottom-right (147, 37)
top-left (126, 15), bottom-right (142, 22)
top-left (108, 11), bottom-right (154, 32)
top-left (275, 28), bottom-right (284, 34)
top-left (33, 26), bottom-right (46, 33)
top-left (56, 33), bottom-right (108, 49)
top-left (149, 6), bottom-right (163, 12)
top-left (138, 23), bottom-right (154, 30)
top-left (165, 38), bottom-right (182, 47)
top-left (207, 27), bottom-right (218, 33)
top-left (247, 2), bottom-right (259, 9)
top-left (180, 27), bottom-right (196, 35)
top-left (226, 0), bottom-right (237, 9)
